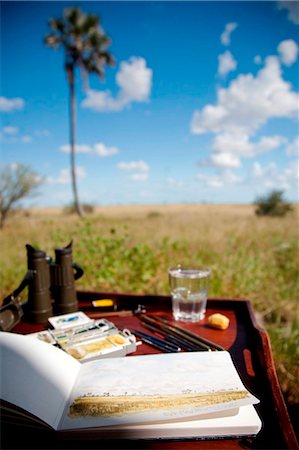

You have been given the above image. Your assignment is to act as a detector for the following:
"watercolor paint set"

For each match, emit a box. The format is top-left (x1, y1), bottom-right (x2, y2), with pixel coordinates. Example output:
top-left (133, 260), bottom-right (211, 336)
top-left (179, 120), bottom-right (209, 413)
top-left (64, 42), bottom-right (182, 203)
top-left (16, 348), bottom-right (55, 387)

top-left (27, 314), bottom-right (138, 362)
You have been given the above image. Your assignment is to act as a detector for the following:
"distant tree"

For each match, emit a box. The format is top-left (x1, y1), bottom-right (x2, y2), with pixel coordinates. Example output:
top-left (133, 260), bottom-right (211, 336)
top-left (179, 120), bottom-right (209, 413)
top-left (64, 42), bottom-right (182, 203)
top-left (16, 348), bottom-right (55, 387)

top-left (0, 164), bottom-right (43, 228)
top-left (254, 190), bottom-right (293, 217)
top-left (44, 7), bottom-right (114, 218)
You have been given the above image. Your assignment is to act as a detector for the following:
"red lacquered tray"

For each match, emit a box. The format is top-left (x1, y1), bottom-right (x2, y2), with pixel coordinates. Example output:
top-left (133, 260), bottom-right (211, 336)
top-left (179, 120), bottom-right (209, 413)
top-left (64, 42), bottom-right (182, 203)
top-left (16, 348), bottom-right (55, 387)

top-left (1, 291), bottom-right (298, 450)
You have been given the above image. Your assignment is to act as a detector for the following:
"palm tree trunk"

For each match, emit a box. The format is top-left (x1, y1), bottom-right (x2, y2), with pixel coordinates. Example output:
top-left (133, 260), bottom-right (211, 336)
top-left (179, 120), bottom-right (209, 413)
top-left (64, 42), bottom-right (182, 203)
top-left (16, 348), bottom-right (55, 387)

top-left (69, 67), bottom-right (83, 218)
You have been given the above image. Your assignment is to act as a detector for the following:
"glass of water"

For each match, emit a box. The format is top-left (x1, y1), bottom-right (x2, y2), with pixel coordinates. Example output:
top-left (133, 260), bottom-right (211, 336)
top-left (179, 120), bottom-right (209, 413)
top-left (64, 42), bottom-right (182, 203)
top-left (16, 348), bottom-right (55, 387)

top-left (168, 266), bottom-right (211, 322)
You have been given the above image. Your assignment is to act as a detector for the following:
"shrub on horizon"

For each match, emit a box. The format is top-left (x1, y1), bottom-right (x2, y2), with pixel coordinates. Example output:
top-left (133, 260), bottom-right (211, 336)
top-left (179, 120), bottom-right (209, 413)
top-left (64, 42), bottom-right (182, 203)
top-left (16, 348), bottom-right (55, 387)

top-left (254, 190), bottom-right (293, 217)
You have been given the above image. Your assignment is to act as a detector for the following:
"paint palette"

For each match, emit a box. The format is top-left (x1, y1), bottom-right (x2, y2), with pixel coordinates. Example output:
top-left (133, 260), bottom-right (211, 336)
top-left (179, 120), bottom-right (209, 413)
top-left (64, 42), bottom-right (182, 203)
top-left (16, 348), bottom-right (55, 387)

top-left (62, 330), bottom-right (137, 362)
top-left (28, 315), bottom-right (139, 362)
top-left (48, 311), bottom-right (92, 330)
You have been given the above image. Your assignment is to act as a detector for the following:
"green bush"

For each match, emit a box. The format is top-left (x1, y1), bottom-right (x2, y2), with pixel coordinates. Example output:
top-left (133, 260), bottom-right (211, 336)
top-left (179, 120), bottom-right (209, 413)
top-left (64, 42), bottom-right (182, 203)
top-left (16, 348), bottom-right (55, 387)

top-left (254, 190), bottom-right (293, 217)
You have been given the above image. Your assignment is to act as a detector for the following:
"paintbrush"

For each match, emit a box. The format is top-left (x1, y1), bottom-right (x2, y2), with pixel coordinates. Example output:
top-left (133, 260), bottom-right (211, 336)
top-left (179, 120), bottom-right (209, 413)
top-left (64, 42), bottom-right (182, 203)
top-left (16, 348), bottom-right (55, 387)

top-left (131, 329), bottom-right (181, 353)
top-left (139, 315), bottom-right (225, 351)
top-left (140, 322), bottom-right (199, 351)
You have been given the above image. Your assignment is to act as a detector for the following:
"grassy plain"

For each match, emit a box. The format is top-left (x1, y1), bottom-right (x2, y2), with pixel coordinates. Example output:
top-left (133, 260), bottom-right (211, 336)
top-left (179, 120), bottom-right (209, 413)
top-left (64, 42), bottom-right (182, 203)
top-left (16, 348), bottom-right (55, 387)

top-left (0, 203), bottom-right (298, 405)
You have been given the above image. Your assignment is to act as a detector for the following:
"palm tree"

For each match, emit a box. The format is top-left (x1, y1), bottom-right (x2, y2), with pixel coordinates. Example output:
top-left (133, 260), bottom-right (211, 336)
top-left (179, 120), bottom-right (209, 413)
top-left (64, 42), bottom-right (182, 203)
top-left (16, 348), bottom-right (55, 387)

top-left (44, 7), bottom-right (114, 217)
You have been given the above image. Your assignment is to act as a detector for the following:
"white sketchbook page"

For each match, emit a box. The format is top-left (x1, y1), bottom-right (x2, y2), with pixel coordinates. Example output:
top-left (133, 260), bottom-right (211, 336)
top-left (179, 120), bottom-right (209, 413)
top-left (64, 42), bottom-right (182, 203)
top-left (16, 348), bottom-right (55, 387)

top-left (60, 351), bottom-right (259, 430)
top-left (124, 404), bottom-right (262, 438)
top-left (93, 405), bottom-right (262, 439)
top-left (0, 332), bottom-right (80, 430)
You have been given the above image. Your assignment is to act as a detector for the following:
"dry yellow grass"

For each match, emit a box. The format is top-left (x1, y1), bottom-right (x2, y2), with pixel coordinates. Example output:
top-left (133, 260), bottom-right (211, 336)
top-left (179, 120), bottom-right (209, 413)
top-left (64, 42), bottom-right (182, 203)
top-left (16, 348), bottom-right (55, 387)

top-left (0, 203), bottom-right (298, 404)
top-left (69, 391), bottom-right (249, 417)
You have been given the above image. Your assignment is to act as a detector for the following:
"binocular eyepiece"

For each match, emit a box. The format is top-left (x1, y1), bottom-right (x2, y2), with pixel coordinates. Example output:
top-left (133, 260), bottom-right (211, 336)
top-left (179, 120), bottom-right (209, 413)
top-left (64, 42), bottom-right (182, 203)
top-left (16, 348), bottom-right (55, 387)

top-left (50, 241), bottom-right (84, 316)
top-left (26, 244), bottom-right (53, 323)
top-left (25, 240), bottom-right (84, 323)
top-left (1, 241), bottom-right (84, 328)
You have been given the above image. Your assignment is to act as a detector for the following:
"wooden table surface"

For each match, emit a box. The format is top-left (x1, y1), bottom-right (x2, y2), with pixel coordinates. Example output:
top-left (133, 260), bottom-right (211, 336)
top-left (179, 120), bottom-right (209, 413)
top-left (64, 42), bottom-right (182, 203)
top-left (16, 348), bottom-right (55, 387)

top-left (1, 291), bottom-right (298, 450)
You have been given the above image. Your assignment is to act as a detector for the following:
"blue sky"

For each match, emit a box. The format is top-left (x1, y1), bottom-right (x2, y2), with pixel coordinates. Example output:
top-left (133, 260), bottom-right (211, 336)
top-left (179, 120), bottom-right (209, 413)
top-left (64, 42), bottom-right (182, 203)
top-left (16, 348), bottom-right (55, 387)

top-left (1, 1), bottom-right (298, 207)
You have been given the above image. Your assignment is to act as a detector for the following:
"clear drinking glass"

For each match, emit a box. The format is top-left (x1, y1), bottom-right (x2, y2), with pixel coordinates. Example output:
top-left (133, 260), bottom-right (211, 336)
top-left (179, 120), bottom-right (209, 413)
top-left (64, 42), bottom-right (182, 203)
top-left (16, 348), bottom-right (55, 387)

top-left (168, 266), bottom-right (211, 322)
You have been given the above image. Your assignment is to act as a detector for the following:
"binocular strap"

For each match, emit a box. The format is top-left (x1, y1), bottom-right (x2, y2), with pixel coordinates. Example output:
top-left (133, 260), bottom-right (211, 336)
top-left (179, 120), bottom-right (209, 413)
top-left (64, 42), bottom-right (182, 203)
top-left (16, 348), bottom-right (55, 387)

top-left (2, 270), bottom-right (35, 306)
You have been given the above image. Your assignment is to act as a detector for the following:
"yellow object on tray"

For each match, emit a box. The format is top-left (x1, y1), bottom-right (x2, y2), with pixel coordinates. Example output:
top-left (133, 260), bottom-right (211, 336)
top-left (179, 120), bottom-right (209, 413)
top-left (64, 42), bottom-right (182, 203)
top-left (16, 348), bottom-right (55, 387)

top-left (208, 313), bottom-right (230, 330)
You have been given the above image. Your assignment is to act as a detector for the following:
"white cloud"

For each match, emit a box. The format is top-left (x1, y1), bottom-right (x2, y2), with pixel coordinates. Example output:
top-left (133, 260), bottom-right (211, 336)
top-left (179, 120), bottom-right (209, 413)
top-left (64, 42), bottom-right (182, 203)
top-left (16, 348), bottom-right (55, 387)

top-left (220, 22), bottom-right (238, 46)
top-left (48, 167), bottom-right (87, 185)
top-left (116, 58), bottom-right (152, 103)
top-left (196, 173), bottom-right (222, 188)
top-left (117, 160), bottom-right (150, 182)
top-left (82, 57), bottom-right (152, 112)
top-left (218, 50), bottom-right (237, 77)
top-left (0, 96), bottom-right (24, 112)
top-left (254, 55), bottom-right (262, 65)
top-left (252, 161), bottom-right (277, 179)
top-left (130, 172), bottom-right (149, 181)
top-left (82, 90), bottom-right (114, 112)
top-left (196, 170), bottom-right (242, 189)
top-left (94, 143), bottom-right (119, 157)
top-left (3, 126), bottom-right (18, 135)
top-left (21, 135), bottom-right (32, 143)
top-left (214, 133), bottom-right (285, 156)
top-left (277, 39), bottom-right (299, 66)
top-left (210, 152), bottom-right (241, 168)
top-left (251, 160), bottom-right (298, 191)
top-left (0, 126), bottom-right (32, 144)
top-left (117, 160), bottom-right (149, 172)
top-left (60, 142), bottom-right (119, 157)
top-left (200, 133), bottom-right (286, 169)
top-left (278, 1), bottom-right (299, 25)
top-left (285, 137), bottom-right (299, 156)
top-left (192, 51), bottom-right (297, 171)
top-left (191, 56), bottom-right (299, 136)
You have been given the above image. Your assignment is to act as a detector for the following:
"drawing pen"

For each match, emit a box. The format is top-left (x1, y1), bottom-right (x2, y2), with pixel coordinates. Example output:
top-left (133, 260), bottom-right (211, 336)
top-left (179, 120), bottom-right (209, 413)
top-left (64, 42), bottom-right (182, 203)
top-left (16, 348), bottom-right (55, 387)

top-left (131, 329), bottom-right (181, 353)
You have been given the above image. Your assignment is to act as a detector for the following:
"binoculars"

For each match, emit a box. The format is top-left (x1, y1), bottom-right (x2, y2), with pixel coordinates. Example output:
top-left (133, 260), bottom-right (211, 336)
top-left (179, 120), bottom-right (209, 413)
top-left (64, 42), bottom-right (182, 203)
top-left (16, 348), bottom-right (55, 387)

top-left (0, 241), bottom-right (84, 329)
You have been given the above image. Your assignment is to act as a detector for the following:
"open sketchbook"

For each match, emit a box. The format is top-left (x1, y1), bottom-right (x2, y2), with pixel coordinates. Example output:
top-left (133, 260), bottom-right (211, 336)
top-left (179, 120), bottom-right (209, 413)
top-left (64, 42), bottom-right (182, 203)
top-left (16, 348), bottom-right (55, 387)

top-left (0, 332), bottom-right (262, 440)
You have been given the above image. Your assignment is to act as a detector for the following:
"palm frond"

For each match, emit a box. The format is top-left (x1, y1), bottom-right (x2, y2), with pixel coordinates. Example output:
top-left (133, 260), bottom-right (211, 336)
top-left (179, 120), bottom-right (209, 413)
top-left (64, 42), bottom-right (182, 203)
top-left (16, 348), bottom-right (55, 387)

top-left (64, 7), bottom-right (84, 26)
top-left (48, 18), bottom-right (65, 33)
top-left (82, 58), bottom-right (104, 79)
top-left (44, 33), bottom-right (63, 48)
top-left (44, 7), bottom-right (115, 83)
top-left (82, 14), bottom-right (99, 32)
